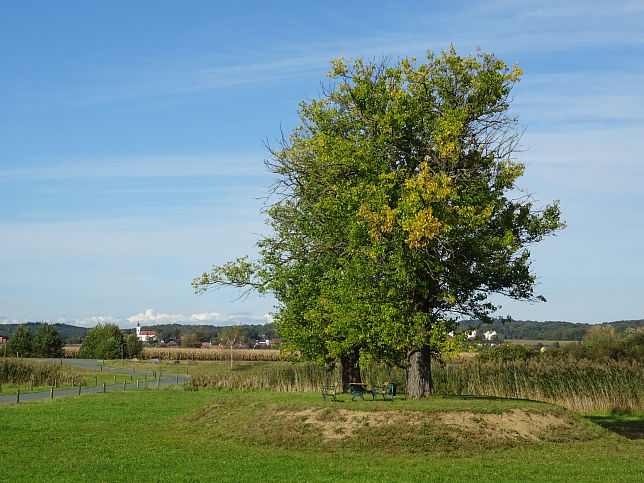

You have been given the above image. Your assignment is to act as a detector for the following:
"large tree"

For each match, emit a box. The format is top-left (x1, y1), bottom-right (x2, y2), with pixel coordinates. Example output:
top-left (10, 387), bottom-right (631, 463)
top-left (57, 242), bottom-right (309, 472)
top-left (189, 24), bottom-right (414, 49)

top-left (194, 48), bottom-right (564, 397)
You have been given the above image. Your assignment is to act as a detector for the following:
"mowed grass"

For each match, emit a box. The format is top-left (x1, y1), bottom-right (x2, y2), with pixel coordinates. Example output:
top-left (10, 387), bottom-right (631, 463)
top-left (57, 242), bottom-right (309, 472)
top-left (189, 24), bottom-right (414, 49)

top-left (1, 388), bottom-right (642, 482)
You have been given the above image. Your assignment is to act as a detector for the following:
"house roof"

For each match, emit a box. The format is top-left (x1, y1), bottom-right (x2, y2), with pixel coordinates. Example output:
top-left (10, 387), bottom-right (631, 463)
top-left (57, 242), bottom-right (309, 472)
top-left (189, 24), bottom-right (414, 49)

top-left (140, 331), bottom-right (157, 335)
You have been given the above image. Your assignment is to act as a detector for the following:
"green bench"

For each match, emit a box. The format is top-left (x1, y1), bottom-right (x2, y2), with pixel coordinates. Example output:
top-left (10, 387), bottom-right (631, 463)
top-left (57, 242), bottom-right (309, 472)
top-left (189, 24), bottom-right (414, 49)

top-left (371, 382), bottom-right (397, 400)
top-left (321, 385), bottom-right (338, 401)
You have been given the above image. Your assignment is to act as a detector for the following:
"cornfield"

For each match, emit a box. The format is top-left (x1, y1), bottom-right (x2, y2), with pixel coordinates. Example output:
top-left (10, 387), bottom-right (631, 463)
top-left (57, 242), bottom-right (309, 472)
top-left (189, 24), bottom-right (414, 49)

top-left (63, 346), bottom-right (80, 358)
top-left (62, 346), bottom-right (281, 361)
top-left (141, 347), bottom-right (281, 361)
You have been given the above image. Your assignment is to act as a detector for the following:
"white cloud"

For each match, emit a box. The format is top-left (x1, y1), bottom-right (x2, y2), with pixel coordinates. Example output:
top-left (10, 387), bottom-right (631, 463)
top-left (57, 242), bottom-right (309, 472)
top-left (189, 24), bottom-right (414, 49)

top-left (126, 308), bottom-right (272, 327)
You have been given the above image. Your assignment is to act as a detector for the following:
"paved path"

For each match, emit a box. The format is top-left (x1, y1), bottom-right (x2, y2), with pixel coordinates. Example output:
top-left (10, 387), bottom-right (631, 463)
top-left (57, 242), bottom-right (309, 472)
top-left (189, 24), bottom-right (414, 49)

top-left (0, 358), bottom-right (188, 405)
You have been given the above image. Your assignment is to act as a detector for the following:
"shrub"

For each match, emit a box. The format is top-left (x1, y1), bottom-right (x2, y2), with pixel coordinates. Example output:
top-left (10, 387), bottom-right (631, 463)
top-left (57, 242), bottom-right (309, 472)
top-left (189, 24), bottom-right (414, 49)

top-left (476, 344), bottom-right (534, 362)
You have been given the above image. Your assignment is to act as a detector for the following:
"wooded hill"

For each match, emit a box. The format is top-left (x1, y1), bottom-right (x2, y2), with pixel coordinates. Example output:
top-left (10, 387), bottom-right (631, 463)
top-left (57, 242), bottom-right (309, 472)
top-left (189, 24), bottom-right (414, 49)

top-left (1, 319), bottom-right (641, 344)
top-left (0, 322), bottom-right (88, 343)
top-left (459, 318), bottom-right (644, 341)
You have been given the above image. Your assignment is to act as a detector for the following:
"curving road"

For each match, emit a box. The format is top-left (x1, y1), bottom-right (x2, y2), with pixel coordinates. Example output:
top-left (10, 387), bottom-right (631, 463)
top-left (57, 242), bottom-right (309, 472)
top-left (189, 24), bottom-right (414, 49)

top-left (0, 358), bottom-right (188, 405)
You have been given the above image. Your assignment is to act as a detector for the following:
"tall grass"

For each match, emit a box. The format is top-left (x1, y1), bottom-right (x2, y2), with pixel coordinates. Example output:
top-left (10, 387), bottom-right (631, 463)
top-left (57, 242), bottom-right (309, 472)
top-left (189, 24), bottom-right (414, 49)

top-left (0, 359), bottom-right (86, 387)
top-left (432, 358), bottom-right (643, 412)
top-left (189, 362), bottom-right (340, 392)
top-left (187, 357), bottom-right (642, 412)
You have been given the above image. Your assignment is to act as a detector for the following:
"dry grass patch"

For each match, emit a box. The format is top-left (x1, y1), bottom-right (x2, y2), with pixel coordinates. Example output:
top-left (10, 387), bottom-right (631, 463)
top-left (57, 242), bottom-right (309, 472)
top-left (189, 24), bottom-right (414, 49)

top-left (274, 407), bottom-right (590, 448)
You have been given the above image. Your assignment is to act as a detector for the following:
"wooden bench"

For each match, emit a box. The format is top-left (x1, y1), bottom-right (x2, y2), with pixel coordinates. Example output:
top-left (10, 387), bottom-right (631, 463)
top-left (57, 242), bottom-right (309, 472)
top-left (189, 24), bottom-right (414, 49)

top-left (321, 385), bottom-right (338, 401)
top-left (371, 382), bottom-right (396, 400)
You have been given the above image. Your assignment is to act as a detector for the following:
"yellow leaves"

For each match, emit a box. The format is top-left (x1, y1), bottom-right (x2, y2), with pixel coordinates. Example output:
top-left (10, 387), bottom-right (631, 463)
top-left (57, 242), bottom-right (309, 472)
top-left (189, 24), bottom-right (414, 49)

top-left (398, 164), bottom-right (455, 248)
top-left (358, 204), bottom-right (399, 242)
top-left (404, 162), bottom-right (453, 203)
top-left (402, 207), bottom-right (446, 248)
top-left (328, 57), bottom-right (351, 77)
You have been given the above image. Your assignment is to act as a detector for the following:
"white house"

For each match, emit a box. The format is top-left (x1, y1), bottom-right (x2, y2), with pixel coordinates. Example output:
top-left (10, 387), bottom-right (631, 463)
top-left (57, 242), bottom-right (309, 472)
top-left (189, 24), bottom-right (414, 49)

top-left (483, 330), bottom-right (497, 340)
top-left (136, 322), bottom-right (157, 342)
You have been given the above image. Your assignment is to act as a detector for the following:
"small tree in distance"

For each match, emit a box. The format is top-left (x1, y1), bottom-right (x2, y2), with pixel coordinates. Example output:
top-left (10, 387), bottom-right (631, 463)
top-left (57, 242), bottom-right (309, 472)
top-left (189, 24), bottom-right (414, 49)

top-left (219, 326), bottom-right (244, 369)
top-left (7, 325), bottom-right (33, 358)
top-left (33, 323), bottom-right (64, 358)
top-left (125, 333), bottom-right (143, 358)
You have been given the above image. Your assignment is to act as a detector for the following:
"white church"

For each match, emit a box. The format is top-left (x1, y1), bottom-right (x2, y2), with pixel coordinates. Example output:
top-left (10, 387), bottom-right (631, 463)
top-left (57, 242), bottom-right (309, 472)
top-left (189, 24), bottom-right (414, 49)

top-left (135, 322), bottom-right (158, 342)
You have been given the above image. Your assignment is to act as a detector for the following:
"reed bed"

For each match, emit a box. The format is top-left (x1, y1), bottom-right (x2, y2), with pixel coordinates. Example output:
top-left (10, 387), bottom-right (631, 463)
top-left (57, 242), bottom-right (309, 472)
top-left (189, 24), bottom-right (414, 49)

top-left (0, 359), bottom-right (87, 387)
top-left (189, 361), bottom-right (340, 392)
top-left (187, 356), bottom-right (642, 412)
top-left (432, 358), bottom-right (644, 412)
top-left (141, 347), bottom-right (281, 361)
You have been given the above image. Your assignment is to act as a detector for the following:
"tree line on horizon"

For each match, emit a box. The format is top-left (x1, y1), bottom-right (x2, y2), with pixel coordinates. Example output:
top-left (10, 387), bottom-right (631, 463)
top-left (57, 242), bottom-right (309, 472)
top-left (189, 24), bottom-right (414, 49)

top-left (2, 319), bottom-right (642, 349)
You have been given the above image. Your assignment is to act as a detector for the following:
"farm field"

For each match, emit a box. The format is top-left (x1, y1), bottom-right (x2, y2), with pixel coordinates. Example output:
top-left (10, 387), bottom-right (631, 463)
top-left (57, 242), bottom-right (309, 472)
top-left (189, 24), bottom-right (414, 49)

top-left (0, 387), bottom-right (642, 482)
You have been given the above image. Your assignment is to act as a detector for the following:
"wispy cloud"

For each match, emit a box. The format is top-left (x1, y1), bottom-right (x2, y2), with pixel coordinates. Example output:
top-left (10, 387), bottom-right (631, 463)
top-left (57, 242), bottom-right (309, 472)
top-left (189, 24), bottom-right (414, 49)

top-left (0, 153), bottom-right (267, 181)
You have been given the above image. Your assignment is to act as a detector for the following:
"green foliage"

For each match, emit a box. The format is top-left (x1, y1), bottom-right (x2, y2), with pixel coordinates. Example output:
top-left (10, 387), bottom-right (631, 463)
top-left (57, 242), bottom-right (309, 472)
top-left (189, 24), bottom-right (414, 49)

top-left (78, 323), bottom-right (125, 359)
top-left (181, 327), bottom-right (208, 348)
top-left (33, 323), bottom-right (64, 358)
top-left (6, 325), bottom-right (33, 357)
top-left (476, 344), bottom-right (535, 362)
top-left (124, 333), bottom-right (143, 358)
top-left (194, 47), bottom-right (564, 397)
top-left (543, 326), bottom-right (643, 361)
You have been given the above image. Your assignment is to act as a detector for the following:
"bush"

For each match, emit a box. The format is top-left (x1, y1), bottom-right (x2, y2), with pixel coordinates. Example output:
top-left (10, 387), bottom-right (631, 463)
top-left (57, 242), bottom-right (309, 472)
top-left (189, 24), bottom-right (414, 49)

top-left (476, 344), bottom-right (534, 362)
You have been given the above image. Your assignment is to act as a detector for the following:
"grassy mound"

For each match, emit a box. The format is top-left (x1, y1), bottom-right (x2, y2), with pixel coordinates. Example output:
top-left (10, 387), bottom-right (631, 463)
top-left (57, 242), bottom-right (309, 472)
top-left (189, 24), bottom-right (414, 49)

top-left (178, 392), bottom-right (604, 454)
top-left (1, 388), bottom-right (642, 481)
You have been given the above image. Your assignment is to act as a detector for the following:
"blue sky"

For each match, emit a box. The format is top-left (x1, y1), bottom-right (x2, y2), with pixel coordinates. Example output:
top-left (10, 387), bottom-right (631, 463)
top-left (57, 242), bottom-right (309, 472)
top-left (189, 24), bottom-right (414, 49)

top-left (1, 1), bottom-right (642, 328)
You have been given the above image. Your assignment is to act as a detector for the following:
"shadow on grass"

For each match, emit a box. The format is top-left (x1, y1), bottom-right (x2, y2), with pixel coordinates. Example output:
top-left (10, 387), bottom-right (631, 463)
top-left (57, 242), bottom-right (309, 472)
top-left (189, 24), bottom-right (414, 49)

top-left (586, 415), bottom-right (644, 440)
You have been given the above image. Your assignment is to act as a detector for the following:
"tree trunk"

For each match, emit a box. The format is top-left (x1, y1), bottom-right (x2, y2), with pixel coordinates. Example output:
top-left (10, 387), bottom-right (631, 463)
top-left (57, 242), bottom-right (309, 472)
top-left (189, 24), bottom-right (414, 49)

top-left (340, 349), bottom-right (361, 393)
top-left (405, 345), bottom-right (434, 398)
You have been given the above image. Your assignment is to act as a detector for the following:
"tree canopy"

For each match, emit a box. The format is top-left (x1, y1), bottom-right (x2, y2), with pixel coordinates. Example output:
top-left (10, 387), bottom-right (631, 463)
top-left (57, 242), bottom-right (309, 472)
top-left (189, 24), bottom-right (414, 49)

top-left (194, 48), bottom-right (564, 397)
top-left (78, 323), bottom-right (125, 360)
top-left (33, 323), bottom-right (64, 358)
top-left (7, 325), bottom-right (33, 358)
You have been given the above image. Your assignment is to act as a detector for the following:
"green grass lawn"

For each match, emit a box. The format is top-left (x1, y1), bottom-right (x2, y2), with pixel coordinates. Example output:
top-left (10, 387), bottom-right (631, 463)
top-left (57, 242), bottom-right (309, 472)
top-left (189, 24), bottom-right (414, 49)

top-left (1, 388), bottom-right (642, 482)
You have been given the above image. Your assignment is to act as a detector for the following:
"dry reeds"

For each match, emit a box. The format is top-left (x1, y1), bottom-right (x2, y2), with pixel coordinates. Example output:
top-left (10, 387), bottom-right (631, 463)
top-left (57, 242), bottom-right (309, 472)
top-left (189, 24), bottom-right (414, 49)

top-left (0, 359), bottom-right (86, 387)
top-left (433, 358), bottom-right (644, 412)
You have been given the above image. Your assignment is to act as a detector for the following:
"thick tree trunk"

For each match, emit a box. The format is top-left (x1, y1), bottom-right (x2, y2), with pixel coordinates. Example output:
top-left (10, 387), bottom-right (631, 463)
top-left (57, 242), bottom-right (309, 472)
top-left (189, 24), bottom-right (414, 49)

top-left (405, 345), bottom-right (434, 398)
top-left (340, 349), bottom-right (361, 393)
